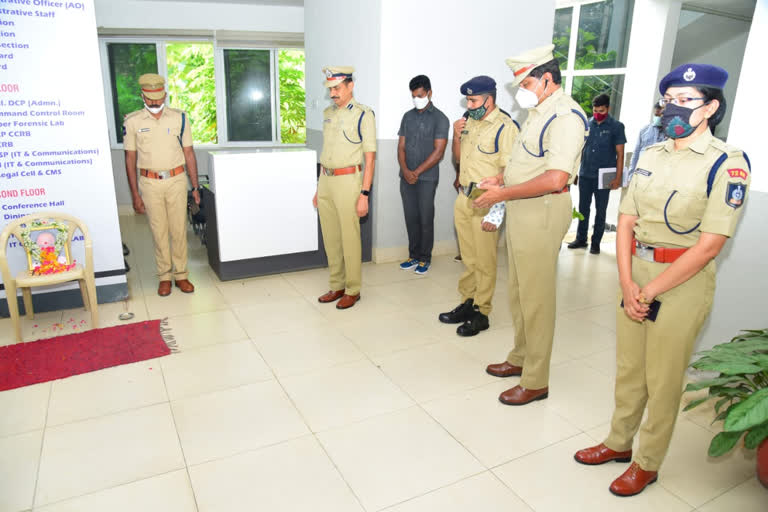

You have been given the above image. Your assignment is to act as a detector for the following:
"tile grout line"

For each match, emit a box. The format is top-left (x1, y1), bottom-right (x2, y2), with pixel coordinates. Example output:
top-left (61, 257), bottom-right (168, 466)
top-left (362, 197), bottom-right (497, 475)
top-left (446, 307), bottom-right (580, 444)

top-left (158, 362), bottom-right (202, 512)
top-left (28, 381), bottom-right (53, 510)
top-left (248, 338), bottom-right (371, 512)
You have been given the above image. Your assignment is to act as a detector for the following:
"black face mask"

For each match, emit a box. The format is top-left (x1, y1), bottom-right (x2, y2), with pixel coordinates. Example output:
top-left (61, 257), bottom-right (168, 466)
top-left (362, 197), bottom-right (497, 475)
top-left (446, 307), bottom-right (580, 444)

top-left (661, 102), bottom-right (708, 139)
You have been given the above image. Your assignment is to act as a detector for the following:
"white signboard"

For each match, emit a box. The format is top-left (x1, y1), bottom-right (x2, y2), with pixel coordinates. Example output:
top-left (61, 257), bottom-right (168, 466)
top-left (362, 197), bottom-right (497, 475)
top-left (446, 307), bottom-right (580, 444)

top-left (0, 0), bottom-right (125, 300)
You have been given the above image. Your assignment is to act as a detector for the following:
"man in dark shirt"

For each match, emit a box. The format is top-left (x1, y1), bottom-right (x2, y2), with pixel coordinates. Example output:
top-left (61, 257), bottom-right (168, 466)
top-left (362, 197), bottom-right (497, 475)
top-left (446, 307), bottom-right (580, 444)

top-left (568, 93), bottom-right (626, 254)
top-left (397, 75), bottom-right (449, 274)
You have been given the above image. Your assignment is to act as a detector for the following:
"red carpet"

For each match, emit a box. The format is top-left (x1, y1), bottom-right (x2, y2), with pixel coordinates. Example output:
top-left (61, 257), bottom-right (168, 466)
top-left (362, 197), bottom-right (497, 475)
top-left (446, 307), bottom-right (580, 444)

top-left (0, 319), bottom-right (174, 392)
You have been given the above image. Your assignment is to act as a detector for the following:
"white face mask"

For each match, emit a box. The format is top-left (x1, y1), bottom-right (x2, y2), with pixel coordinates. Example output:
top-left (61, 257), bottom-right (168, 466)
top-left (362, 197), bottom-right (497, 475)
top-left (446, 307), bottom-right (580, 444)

top-left (515, 81), bottom-right (541, 110)
top-left (144, 102), bottom-right (165, 115)
top-left (413, 95), bottom-right (430, 110)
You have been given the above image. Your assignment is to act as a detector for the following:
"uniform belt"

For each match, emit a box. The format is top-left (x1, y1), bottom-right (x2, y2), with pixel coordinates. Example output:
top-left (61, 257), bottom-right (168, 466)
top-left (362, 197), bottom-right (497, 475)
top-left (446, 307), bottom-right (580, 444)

top-left (552, 185), bottom-right (570, 194)
top-left (140, 166), bottom-right (185, 180)
top-left (323, 165), bottom-right (360, 177)
top-left (632, 238), bottom-right (687, 264)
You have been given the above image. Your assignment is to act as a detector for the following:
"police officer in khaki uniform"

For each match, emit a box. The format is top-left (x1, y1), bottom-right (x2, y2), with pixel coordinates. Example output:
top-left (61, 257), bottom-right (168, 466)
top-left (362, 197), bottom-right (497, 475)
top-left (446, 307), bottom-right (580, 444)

top-left (476, 45), bottom-right (588, 404)
top-left (574, 64), bottom-right (750, 497)
top-left (124, 73), bottom-right (200, 297)
top-left (313, 66), bottom-right (376, 310)
top-left (438, 76), bottom-right (517, 337)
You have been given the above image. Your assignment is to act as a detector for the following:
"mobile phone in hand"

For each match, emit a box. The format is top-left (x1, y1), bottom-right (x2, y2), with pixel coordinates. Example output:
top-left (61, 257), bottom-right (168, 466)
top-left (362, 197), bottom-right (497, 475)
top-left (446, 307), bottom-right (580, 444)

top-left (620, 299), bottom-right (662, 322)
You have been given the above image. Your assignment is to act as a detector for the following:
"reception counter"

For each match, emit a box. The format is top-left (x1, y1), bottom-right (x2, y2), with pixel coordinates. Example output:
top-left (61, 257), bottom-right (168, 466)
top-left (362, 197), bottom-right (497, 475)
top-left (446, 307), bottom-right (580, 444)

top-left (204, 148), bottom-right (372, 280)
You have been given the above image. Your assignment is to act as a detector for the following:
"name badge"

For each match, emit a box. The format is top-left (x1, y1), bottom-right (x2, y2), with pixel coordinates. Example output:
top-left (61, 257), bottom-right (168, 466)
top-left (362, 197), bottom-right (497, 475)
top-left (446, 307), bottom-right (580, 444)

top-left (138, 128), bottom-right (151, 133)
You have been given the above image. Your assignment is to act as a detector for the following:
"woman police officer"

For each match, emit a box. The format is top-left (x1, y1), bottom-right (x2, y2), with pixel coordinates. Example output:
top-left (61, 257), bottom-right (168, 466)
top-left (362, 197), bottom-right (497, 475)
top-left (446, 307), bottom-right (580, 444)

top-left (572, 63), bottom-right (751, 497)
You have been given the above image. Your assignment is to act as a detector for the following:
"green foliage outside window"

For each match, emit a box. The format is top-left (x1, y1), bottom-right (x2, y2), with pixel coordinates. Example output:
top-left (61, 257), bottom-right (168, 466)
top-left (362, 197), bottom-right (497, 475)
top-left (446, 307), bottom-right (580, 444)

top-left (166, 42), bottom-right (217, 144)
top-left (107, 43), bottom-right (158, 143)
top-left (278, 49), bottom-right (306, 144)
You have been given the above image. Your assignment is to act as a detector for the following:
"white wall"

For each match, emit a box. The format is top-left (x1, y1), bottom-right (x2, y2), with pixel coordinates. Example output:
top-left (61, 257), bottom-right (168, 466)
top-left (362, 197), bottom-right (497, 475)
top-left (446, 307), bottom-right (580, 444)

top-left (370, 0), bottom-right (555, 254)
top-left (303, 0), bottom-right (382, 133)
top-left (94, 0), bottom-right (303, 33)
top-left (621, 0), bottom-right (681, 146)
top-left (728, 0), bottom-right (767, 193)
top-left (698, 0), bottom-right (768, 351)
top-left (671, 9), bottom-right (751, 140)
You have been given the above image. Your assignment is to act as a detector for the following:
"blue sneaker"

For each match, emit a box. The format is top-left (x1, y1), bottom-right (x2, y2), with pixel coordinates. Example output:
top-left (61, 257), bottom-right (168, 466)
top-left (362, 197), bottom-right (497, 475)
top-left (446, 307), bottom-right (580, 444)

top-left (414, 261), bottom-right (430, 275)
top-left (399, 258), bottom-right (419, 271)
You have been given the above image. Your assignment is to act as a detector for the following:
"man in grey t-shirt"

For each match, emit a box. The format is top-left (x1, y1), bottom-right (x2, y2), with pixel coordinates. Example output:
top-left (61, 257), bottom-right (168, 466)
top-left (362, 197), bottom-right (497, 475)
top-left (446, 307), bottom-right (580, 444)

top-left (397, 75), bottom-right (449, 275)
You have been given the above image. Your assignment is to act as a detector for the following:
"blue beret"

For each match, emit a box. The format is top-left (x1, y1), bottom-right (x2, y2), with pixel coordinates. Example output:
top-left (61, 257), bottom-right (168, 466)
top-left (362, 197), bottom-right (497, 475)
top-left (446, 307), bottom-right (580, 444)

top-left (460, 75), bottom-right (496, 96)
top-left (659, 63), bottom-right (728, 94)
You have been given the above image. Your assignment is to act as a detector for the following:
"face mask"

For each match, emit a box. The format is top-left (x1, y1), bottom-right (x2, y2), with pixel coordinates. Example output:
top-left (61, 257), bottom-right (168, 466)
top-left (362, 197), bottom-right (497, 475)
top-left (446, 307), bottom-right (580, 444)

top-left (413, 95), bottom-right (430, 110)
top-left (593, 112), bottom-right (607, 122)
top-left (515, 79), bottom-right (542, 109)
top-left (661, 102), bottom-right (708, 139)
top-left (467, 96), bottom-right (488, 120)
top-left (144, 102), bottom-right (165, 115)
top-left (652, 115), bottom-right (662, 127)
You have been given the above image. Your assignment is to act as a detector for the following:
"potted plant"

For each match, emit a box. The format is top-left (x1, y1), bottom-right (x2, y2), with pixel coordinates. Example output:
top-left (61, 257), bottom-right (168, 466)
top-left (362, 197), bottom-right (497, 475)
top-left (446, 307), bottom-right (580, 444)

top-left (684, 328), bottom-right (768, 487)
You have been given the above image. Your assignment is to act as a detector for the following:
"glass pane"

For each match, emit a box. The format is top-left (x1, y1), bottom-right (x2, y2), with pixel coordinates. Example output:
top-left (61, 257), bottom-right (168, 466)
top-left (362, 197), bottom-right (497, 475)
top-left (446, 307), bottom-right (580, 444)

top-left (575, 0), bottom-right (634, 70)
top-left (224, 49), bottom-right (272, 142)
top-left (278, 49), bottom-right (306, 144)
top-left (106, 43), bottom-right (158, 144)
top-left (571, 74), bottom-right (625, 119)
top-left (553, 7), bottom-right (573, 70)
top-left (166, 42), bottom-right (217, 144)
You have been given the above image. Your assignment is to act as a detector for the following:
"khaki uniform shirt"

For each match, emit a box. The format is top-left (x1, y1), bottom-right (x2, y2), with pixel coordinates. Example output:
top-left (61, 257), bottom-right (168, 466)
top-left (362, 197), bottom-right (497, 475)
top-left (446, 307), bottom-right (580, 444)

top-left (619, 129), bottom-right (750, 248)
top-left (503, 88), bottom-right (588, 186)
top-left (320, 99), bottom-right (377, 169)
top-left (123, 107), bottom-right (192, 171)
top-left (459, 107), bottom-right (517, 187)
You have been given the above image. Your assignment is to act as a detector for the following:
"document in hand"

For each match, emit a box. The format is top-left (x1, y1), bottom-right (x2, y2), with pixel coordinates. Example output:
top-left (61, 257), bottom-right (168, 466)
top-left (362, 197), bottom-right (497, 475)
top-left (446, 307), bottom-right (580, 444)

top-left (598, 167), bottom-right (617, 189)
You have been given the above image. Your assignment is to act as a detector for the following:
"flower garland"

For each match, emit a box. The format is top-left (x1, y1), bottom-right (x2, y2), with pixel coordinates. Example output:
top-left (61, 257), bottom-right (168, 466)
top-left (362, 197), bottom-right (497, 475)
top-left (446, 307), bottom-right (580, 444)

top-left (19, 220), bottom-right (75, 275)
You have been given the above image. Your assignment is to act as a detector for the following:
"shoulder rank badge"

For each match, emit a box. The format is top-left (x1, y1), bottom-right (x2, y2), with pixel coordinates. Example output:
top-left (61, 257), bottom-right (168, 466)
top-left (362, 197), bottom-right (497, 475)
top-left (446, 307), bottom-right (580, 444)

top-left (727, 168), bottom-right (748, 180)
top-left (726, 182), bottom-right (746, 209)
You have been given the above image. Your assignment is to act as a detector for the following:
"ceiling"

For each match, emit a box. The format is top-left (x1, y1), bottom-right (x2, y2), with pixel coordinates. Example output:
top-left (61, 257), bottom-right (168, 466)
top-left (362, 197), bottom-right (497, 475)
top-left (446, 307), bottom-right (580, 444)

top-left (682, 0), bottom-right (755, 20)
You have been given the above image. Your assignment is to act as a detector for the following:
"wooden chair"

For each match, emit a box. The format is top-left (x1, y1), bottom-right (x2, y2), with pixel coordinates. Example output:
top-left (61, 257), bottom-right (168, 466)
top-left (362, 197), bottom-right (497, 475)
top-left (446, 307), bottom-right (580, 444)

top-left (0, 212), bottom-right (98, 341)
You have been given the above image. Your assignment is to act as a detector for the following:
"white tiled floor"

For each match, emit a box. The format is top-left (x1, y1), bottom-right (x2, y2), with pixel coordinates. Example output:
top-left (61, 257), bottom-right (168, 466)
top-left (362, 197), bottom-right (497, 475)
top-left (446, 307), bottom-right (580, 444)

top-left (0, 214), bottom-right (765, 511)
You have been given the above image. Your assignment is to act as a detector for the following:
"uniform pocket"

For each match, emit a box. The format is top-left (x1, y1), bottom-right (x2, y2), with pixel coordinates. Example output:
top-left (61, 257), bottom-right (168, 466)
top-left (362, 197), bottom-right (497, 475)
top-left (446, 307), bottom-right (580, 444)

top-left (663, 190), bottom-right (707, 234)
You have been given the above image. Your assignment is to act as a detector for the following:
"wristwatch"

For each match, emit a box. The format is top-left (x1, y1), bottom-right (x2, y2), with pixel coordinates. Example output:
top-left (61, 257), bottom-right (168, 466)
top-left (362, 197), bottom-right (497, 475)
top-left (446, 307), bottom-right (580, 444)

top-left (191, 187), bottom-right (200, 192)
top-left (360, 189), bottom-right (370, 196)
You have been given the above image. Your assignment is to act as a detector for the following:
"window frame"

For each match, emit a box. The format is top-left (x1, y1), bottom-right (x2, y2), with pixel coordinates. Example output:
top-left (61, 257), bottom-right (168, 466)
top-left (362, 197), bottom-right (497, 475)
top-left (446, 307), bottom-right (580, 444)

top-left (556, 0), bottom-right (629, 105)
top-left (99, 36), bottom-right (305, 149)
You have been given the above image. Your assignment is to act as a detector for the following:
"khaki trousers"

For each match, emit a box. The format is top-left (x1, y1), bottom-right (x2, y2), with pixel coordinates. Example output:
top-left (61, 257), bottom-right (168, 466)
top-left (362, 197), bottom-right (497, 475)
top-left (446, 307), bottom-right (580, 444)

top-left (317, 171), bottom-right (363, 295)
top-left (138, 173), bottom-right (189, 281)
top-left (604, 257), bottom-right (715, 471)
top-left (505, 193), bottom-right (572, 389)
top-left (454, 193), bottom-right (499, 315)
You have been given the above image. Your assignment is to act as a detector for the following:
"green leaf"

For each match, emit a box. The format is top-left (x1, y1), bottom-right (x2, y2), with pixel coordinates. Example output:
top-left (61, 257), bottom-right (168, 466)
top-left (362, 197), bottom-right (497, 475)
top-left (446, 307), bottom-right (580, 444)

top-left (683, 397), bottom-right (709, 411)
top-left (685, 376), bottom-right (744, 392)
top-left (708, 430), bottom-right (743, 457)
top-left (744, 422), bottom-right (768, 449)
top-left (724, 388), bottom-right (768, 432)
top-left (714, 396), bottom-right (732, 414)
top-left (693, 362), bottom-right (763, 375)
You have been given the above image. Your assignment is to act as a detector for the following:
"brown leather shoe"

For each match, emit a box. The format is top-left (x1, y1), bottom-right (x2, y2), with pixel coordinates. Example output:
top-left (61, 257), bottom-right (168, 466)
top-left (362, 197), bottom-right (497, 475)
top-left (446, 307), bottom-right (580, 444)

top-left (609, 462), bottom-right (658, 497)
top-left (486, 361), bottom-right (523, 378)
top-left (574, 443), bottom-right (632, 466)
top-left (318, 290), bottom-right (344, 303)
top-left (336, 294), bottom-right (360, 309)
top-left (175, 279), bottom-right (195, 293)
top-left (499, 385), bottom-right (549, 405)
top-left (158, 280), bottom-right (172, 297)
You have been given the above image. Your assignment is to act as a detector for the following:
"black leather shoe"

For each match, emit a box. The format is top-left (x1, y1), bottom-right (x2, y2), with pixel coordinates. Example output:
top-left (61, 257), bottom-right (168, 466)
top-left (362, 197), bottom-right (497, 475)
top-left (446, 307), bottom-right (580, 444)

top-left (457, 311), bottom-right (489, 337)
top-left (590, 245), bottom-right (601, 254)
top-left (567, 240), bottom-right (588, 249)
top-left (439, 299), bottom-right (475, 324)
